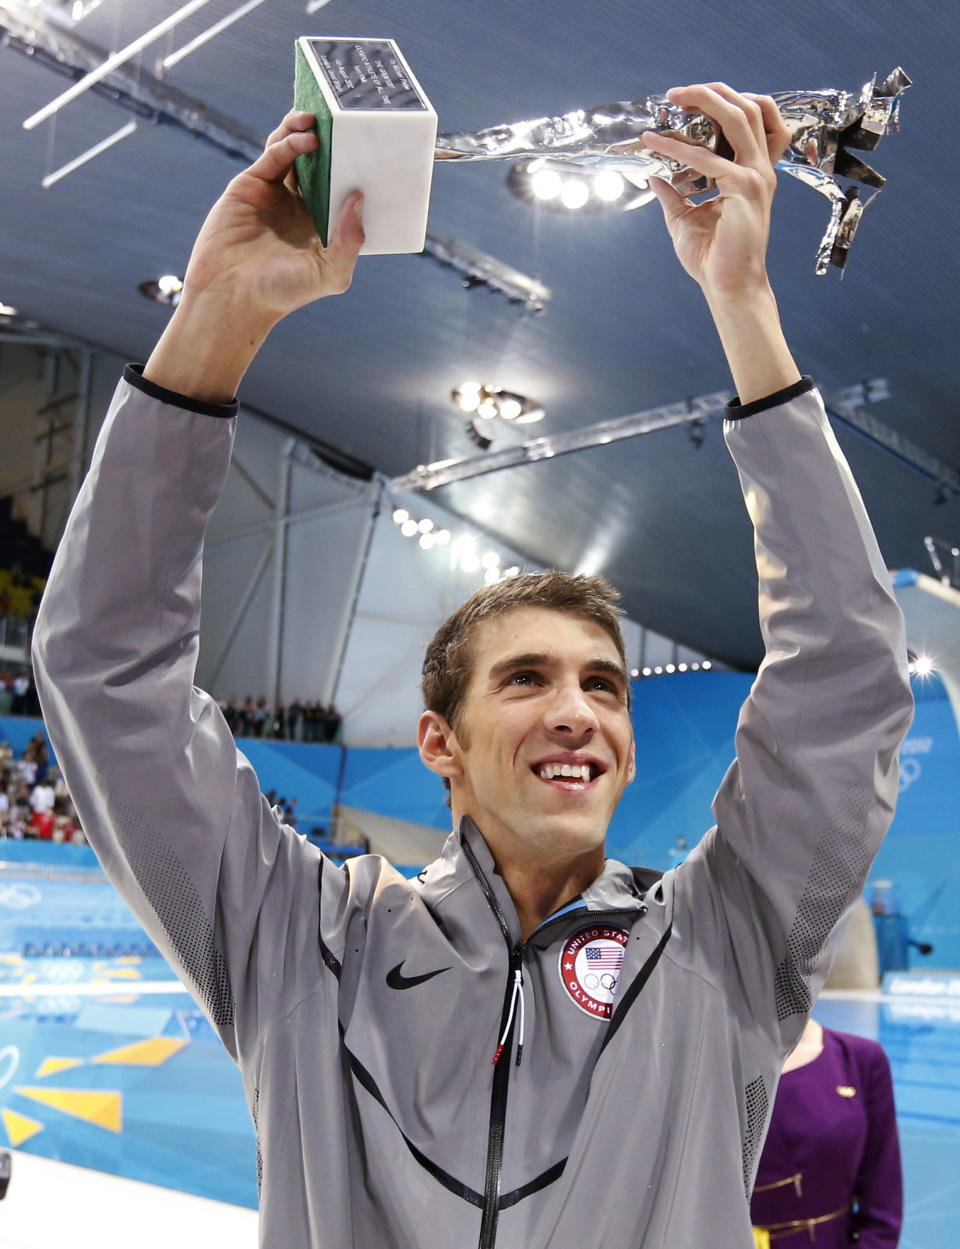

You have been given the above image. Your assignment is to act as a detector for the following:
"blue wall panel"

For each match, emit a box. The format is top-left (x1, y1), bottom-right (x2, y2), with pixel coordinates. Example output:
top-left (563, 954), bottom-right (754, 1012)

top-left (236, 738), bottom-right (340, 830)
top-left (340, 747), bottom-right (451, 831)
top-left (607, 673), bottom-right (748, 864)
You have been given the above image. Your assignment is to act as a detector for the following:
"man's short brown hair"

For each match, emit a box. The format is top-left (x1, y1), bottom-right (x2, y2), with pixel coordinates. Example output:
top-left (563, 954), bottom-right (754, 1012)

top-left (421, 571), bottom-right (629, 732)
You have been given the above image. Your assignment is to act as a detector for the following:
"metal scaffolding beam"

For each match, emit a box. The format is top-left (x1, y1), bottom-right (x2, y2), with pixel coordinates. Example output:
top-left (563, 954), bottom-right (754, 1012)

top-left (390, 388), bottom-right (732, 493)
top-left (390, 379), bottom-right (959, 497)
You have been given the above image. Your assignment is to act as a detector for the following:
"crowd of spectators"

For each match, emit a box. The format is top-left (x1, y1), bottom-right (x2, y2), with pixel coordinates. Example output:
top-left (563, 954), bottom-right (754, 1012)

top-left (0, 731), bottom-right (84, 843)
top-left (0, 680), bottom-right (341, 845)
top-left (217, 695), bottom-right (342, 743)
top-left (0, 729), bottom-right (338, 848)
top-left (3, 674), bottom-right (343, 744)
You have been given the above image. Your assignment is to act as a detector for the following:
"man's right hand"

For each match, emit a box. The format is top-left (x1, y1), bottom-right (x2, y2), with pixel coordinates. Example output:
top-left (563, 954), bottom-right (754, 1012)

top-left (143, 111), bottom-right (365, 405)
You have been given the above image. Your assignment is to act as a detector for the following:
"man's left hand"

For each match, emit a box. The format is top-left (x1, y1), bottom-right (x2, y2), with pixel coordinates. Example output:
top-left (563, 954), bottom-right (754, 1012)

top-left (641, 84), bottom-right (791, 300)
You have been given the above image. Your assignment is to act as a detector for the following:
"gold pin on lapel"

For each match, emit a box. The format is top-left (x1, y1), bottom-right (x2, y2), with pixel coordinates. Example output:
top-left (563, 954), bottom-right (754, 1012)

top-left (836, 1085), bottom-right (857, 1098)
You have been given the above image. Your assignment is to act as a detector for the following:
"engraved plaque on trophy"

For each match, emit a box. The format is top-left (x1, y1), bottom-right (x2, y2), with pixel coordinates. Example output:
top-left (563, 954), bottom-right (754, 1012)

top-left (294, 37), bottom-right (438, 255)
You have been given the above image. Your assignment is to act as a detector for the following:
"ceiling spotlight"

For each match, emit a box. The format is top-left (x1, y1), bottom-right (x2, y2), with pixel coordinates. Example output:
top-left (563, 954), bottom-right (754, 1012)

top-left (0, 301), bottom-right (19, 317)
top-left (457, 381), bottom-right (482, 412)
top-left (642, 666), bottom-right (652, 677)
top-left (665, 663), bottom-right (676, 674)
top-left (393, 512), bottom-right (456, 561)
top-left (481, 551), bottom-right (500, 569)
top-left (678, 663), bottom-right (688, 672)
top-left (909, 653), bottom-right (935, 677)
top-left (594, 170), bottom-right (626, 202)
top-left (503, 565), bottom-right (520, 578)
top-left (461, 552), bottom-right (481, 573)
top-left (138, 275), bottom-right (183, 308)
top-left (560, 179), bottom-right (590, 211)
top-left (654, 666), bottom-right (663, 675)
top-left (451, 383), bottom-right (545, 437)
top-left (630, 667), bottom-right (639, 678)
top-left (507, 159), bottom-right (657, 215)
top-left (702, 661), bottom-right (712, 671)
top-left (484, 567), bottom-right (501, 584)
top-left (531, 167), bottom-right (563, 200)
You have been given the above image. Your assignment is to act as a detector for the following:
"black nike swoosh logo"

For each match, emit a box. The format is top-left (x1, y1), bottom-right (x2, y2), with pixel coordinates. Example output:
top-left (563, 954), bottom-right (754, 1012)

top-left (386, 962), bottom-right (451, 990)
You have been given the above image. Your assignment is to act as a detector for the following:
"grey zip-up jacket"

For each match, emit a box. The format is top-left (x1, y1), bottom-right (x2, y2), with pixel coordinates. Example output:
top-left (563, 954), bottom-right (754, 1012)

top-left (32, 370), bottom-right (913, 1249)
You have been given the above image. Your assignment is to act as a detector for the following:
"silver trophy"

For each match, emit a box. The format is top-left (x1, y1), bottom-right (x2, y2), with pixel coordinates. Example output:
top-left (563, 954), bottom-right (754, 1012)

top-left (435, 68), bottom-right (911, 274)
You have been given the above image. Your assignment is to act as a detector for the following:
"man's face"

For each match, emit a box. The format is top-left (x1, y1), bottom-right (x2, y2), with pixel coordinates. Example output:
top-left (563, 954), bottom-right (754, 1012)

top-left (434, 606), bottom-right (636, 863)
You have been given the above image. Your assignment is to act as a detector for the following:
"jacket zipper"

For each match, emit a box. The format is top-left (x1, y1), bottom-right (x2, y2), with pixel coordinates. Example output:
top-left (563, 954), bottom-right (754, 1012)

top-left (478, 942), bottom-right (522, 1249)
top-left (460, 834), bottom-right (520, 1249)
top-left (461, 833), bottom-right (647, 1249)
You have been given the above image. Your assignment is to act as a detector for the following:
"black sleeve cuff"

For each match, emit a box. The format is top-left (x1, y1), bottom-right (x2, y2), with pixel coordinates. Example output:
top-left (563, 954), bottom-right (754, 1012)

top-left (124, 364), bottom-right (239, 419)
top-left (725, 375), bottom-right (815, 420)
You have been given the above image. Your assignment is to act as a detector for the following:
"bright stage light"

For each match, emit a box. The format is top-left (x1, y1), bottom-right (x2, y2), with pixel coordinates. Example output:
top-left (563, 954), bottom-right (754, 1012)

top-left (531, 168), bottom-right (562, 200)
top-left (560, 179), bottom-right (590, 210)
top-left (594, 170), bottom-right (625, 202)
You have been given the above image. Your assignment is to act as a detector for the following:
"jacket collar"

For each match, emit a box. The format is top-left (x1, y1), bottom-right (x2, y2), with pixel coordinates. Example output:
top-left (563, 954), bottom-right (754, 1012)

top-left (418, 816), bottom-right (646, 951)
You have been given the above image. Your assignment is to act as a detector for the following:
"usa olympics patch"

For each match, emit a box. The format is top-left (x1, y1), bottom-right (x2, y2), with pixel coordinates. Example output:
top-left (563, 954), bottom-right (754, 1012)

top-left (558, 924), bottom-right (629, 1019)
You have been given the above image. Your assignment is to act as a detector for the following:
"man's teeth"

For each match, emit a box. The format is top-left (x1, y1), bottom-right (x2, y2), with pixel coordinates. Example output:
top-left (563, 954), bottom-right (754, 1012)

top-left (539, 762), bottom-right (592, 781)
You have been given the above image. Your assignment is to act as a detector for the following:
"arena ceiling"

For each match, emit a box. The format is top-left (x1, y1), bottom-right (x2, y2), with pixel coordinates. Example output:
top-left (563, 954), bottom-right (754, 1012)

top-left (0, 0), bottom-right (957, 669)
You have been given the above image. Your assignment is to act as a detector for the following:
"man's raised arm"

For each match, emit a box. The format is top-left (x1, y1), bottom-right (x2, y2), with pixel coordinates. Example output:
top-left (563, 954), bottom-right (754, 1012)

top-left (643, 85), bottom-right (914, 1056)
top-left (31, 115), bottom-right (365, 1056)
top-left (144, 109), bottom-right (364, 403)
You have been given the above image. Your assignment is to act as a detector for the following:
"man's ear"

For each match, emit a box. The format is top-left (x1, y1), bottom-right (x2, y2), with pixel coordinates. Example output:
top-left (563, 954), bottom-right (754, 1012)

top-left (418, 710), bottom-right (463, 781)
top-left (626, 736), bottom-right (636, 786)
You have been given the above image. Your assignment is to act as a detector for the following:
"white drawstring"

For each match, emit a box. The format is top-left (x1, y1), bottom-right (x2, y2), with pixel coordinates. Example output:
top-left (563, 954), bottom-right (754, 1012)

top-left (492, 967), bottom-right (526, 1067)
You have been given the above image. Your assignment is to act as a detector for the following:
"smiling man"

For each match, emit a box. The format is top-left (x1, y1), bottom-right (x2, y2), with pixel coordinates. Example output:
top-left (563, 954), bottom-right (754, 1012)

top-left (32, 85), bottom-right (913, 1249)
top-left (419, 587), bottom-right (637, 940)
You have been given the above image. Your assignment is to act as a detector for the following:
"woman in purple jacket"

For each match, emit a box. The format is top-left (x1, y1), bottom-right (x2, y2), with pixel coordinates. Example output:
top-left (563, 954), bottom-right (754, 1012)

top-left (751, 1021), bottom-right (902, 1246)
